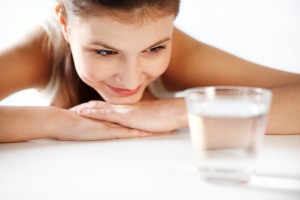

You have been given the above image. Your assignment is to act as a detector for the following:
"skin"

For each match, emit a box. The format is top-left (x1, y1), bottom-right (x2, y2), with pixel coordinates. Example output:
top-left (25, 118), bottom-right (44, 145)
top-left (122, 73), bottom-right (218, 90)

top-left (64, 12), bottom-right (174, 105)
top-left (1, 4), bottom-right (300, 143)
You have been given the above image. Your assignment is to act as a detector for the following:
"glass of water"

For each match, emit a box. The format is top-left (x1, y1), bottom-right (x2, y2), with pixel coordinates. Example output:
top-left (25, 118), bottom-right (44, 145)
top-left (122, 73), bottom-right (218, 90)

top-left (184, 86), bottom-right (272, 183)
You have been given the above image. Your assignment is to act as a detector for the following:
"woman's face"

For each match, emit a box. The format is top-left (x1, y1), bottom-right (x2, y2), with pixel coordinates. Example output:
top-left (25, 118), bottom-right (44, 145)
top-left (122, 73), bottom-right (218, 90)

top-left (65, 12), bottom-right (175, 105)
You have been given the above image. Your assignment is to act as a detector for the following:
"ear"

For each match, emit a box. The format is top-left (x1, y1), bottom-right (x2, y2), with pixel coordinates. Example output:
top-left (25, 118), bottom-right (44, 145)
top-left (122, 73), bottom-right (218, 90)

top-left (55, 3), bottom-right (70, 43)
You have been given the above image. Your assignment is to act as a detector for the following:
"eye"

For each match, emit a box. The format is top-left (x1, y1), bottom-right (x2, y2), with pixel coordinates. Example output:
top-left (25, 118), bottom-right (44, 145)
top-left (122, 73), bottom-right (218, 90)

top-left (95, 49), bottom-right (118, 57)
top-left (145, 45), bottom-right (166, 54)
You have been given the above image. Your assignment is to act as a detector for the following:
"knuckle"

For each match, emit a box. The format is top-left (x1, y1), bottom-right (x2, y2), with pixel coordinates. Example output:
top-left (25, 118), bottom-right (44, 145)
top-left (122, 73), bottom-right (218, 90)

top-left (88, 101), bottom-right (99, 107)
top-left (88, 100), bottom-right (105, 108)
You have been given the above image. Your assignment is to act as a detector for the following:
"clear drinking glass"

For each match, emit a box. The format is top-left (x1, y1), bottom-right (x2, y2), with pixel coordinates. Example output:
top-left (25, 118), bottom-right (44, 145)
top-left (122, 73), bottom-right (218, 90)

top-left (184, 86), bottom-right (272, 183)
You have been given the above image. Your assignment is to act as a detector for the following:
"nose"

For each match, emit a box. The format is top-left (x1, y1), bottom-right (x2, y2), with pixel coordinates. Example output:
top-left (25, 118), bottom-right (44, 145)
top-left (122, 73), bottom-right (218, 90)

top-left (115, 56), bottom-right (143, 89)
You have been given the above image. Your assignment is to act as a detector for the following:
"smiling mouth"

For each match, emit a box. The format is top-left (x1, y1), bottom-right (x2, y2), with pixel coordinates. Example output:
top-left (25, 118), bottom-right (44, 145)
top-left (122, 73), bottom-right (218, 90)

top-left (106, 84), bottom-right (142, 96)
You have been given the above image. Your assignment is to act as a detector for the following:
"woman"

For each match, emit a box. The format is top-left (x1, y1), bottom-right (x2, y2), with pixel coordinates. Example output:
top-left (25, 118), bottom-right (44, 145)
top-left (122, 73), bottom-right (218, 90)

top-left (1, 0), bottom-right (300, 143)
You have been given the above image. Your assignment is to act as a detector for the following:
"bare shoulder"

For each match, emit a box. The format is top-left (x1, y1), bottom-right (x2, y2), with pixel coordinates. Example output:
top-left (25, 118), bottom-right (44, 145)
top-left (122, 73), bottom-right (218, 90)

top-left (162, 28), bottom-right (199, 90)
top-left (0, 25), bottom-right (53, 100)
top-left (163, 27), bottom-right (300, 90)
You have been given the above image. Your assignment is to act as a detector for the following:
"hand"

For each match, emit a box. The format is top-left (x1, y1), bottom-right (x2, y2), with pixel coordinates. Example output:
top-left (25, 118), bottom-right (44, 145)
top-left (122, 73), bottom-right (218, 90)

top-left (55, 112), bottom-right (153, 141)
top-left (70, 99), bottom-right (188, 133)
top-left (0, 106), bottom-right (152, 143)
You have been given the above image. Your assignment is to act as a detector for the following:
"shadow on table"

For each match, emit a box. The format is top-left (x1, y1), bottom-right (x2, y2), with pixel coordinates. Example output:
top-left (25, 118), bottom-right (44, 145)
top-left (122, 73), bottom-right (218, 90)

top-left (206, 172), bottom-right (300, 195)
top-left (247, 173), bottom-right (300, 192)
top-left (0, 138), bottom-right (117, 153)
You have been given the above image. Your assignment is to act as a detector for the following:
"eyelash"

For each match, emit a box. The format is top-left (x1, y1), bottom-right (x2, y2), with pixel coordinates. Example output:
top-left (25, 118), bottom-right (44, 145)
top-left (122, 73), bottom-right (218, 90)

top-left (94, 45), bottom-right (166, 58)
top-left (145, 45), bottom-right (166, 55)
top-left (94, 49), bottom-right (118, 58)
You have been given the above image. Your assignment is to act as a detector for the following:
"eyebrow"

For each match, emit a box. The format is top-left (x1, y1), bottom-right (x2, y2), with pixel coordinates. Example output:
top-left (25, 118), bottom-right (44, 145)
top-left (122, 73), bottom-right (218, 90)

top-left (89, 37), bottom-right (171, 51)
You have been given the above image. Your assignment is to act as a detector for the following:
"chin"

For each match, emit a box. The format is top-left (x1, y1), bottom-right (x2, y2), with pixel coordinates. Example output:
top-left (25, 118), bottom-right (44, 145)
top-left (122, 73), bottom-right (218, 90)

top-left (106, 98), bottom-right (141, 105)
top-left (102, 94), bottom-right (143, 105)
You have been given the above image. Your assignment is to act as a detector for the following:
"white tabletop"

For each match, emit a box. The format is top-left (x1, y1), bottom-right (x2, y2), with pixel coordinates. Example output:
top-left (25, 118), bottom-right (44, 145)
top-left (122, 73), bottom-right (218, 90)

top-left (0, 130), bottom-right (299, 200)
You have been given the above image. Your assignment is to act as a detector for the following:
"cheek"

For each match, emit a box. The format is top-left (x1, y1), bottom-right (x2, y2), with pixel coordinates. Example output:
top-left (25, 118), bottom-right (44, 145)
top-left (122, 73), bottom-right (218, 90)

top-left (71, 49), bottom-right (114, 81)
top-left (145, 50), bottom-right (172, 77)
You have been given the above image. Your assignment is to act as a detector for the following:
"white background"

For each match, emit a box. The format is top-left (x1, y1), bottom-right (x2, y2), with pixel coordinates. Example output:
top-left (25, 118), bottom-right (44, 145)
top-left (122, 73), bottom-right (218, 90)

top-left (1, 0), bottom-right (300, 105)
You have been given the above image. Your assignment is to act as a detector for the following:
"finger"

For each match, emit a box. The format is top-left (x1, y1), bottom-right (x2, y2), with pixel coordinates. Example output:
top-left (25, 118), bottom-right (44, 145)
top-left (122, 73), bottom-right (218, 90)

top-left (69, 101), bottom-right (108, 112)
top-left (62, 128), bottom-right (153, 141)
top-left (101, 120), bottom-right (173, 139)
top-left (107, 126), bottom-right (153, 140)
top-left (76, 125), bottom-right (153, 141)
top-left (77, 108), bottom-right (122, 124)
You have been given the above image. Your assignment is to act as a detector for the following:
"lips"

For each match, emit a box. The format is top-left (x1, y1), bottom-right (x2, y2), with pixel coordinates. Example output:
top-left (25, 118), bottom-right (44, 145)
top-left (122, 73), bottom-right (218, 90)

top-left (106, 84), bottom-right (142, 96)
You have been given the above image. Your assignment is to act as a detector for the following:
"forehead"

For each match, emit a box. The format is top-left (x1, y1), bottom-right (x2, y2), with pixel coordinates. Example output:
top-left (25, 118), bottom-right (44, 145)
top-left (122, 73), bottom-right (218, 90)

top-left (76, 4), bottom-right (177, 23)
top-left (70, 14), bottom-right (175, 50)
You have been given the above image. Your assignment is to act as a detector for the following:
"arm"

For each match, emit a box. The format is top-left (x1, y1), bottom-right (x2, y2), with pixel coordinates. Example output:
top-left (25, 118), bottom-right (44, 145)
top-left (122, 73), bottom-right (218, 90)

top-left (0, 106), bottom-right (151, 143)
top-left (165, 28), bottom-right (300, 90)
top-left (70, 98), bottom-right (187, 133)
top-left (267, 83), bottom-right (300, 134)
top-left (0, 26), bottom-right (52, 99)
top-left (166, 28), bottom-right (300, 134)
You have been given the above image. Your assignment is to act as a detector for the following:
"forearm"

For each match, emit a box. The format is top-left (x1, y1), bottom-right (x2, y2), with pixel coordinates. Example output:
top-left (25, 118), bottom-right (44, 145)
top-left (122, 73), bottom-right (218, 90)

top-left (170, 98), bottom-right (189, 130)
top-left (150, 87), bottom-right (300, 134)
top-left (153, 98), bottom-right (188, 131)
top-left (267, 82), bottom-right (300, 135)
top-left (172, 85), bottom-right (300, 135)
top-left (0, 106), bottom-right (77, 142)
top-left (177, 84), bottom-right (300, 134)
top-left (71, 97), bottom-right (189, 133)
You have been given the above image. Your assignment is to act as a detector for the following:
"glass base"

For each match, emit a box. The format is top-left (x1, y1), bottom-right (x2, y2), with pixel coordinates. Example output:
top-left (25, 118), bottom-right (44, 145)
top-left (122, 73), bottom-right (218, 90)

top-left (198, 166), bottom-right (254, 184)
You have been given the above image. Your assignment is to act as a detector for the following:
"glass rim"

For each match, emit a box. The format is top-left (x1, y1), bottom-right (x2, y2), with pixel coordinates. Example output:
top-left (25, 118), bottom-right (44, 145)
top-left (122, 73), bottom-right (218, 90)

top-left (184, 86), bottom-right (272, 96)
